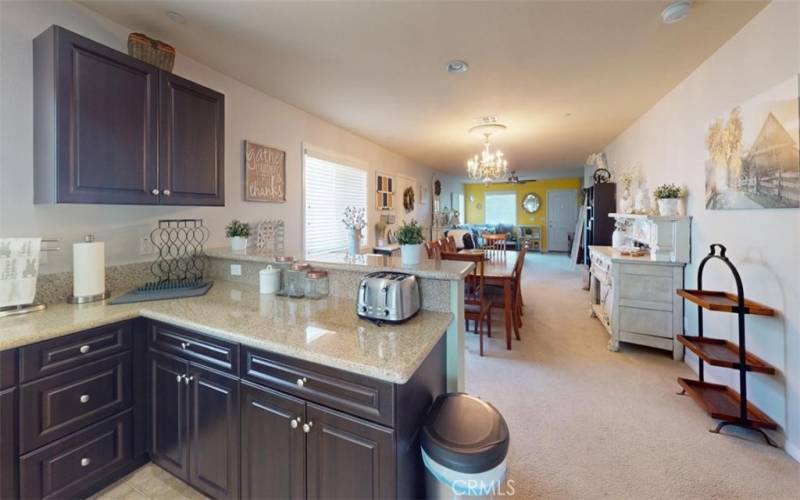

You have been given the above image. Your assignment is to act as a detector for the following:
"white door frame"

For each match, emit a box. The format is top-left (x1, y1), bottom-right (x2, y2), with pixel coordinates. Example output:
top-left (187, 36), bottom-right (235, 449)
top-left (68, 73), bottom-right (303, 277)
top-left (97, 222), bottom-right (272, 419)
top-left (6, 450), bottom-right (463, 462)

top-left (546, 188), bottom-right (578, 252)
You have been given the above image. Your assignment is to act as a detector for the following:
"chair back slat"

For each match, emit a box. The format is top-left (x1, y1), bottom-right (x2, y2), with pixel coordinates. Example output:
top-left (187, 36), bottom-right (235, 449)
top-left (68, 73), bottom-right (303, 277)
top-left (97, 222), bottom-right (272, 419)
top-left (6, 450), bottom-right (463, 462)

top-left (442, 252), bottom-right (485, 304)
top-left (425, 240), bottom-right (442, 259)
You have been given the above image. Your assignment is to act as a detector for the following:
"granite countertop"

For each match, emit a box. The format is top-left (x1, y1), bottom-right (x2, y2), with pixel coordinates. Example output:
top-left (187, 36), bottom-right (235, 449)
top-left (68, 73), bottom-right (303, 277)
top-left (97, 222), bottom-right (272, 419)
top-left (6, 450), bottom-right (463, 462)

top-left (206, 248), bottom-right (473, 281)
top-left (0, 281), bottom-right (452, 384)
top-left (589, 245), bottom-right (685, 266)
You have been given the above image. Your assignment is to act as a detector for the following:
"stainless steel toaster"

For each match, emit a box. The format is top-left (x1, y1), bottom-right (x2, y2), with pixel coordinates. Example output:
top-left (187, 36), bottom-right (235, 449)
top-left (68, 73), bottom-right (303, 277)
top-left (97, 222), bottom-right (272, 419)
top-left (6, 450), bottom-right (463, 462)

top-left (357, 272), bottom-right (420, 323)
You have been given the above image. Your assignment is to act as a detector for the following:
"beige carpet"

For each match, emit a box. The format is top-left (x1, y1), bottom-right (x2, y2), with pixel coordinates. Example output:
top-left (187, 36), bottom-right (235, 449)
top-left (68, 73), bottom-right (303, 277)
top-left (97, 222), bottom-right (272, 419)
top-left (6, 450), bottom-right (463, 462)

top-left (465, 252), bottom-right (800, 499)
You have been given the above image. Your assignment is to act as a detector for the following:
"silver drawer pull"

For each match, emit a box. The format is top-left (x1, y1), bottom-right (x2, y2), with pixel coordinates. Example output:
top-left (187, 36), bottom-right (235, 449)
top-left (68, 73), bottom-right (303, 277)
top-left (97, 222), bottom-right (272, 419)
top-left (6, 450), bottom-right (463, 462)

top-left (290, 417), bottom-right (300, 429)
top-left (296, 377), bottom-right (308, 388)
top-left (183, 375), bottom-right (194, 384)
top-left (302, 421), bottom-right (313, 433)
top-left (163, 189), bottom-right (171, 196)
top-left (80, 457), bottom-right (91, 467)
top-left (180, 342), bottom-right (190, 350)
top-left (151, 188), bottom-right (160, 196)
top-left (79, 394), bottom-right (90, 404)
top-left (79, 345), bottom-right (90, 354)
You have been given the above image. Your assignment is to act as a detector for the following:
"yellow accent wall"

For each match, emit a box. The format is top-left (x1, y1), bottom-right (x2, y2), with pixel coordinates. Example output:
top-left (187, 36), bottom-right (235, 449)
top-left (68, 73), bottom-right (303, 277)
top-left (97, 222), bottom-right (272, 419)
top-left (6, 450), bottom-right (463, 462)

top-left (463, 178), bottom-right (582, 250)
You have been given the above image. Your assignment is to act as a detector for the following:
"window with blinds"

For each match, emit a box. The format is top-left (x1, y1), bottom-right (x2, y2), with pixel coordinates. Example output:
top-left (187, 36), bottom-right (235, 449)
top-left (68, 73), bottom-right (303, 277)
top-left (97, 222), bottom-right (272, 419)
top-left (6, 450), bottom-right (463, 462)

top-left (485, 192), bottom-right (517, 225)
top-left (303, 150), bottom-right (368, 258)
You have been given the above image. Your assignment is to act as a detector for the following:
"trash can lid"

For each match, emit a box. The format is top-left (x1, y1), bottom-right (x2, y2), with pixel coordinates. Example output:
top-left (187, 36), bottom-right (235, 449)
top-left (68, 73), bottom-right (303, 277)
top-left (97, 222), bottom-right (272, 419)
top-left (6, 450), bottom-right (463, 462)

top-left (421, 393), bottom-right (509, 474)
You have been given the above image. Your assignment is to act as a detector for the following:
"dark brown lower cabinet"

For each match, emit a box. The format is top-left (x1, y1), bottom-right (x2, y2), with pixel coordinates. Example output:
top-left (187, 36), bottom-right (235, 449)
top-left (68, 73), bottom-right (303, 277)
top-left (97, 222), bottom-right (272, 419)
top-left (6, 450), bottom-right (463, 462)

top-left (241, 381), bottom-right (306, 500)
top-left (148, 350), bottom-right (190, 480)
top-left (188, 363), bottom-right (239, 499)
top-left (0, 387), bottom-right (18, 499)
top-left (306, 403), bottom-right (395, 500)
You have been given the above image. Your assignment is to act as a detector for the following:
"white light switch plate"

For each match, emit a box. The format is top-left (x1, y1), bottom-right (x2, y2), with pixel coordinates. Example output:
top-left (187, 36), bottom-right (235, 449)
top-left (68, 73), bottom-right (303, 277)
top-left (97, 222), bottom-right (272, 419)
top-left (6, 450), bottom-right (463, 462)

top-left (230, 264), bottom-right (242, 276)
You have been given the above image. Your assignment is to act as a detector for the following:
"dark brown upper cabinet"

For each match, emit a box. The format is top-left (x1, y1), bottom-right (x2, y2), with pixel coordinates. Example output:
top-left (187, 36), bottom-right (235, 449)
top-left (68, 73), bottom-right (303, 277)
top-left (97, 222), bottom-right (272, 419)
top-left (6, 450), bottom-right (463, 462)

top-left (34, 25), bottom-right (225, 206)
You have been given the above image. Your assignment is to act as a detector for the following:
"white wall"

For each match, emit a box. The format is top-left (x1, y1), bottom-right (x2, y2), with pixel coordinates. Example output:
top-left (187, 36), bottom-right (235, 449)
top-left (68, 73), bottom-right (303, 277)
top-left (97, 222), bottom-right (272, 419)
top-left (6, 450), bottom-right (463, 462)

top-left (0, 0), bottom-right (436, 272)
top-left (602, 3), bottom-right (800, 459)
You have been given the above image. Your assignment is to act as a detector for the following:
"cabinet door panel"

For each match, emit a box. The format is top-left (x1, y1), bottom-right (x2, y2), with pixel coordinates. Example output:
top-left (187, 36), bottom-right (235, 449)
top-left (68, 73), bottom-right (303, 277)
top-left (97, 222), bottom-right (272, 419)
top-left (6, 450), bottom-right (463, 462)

top-left (0, 388), bottom-right (17, 500)
top-left (160, 72), bottom-right (225, 206)
top-left (241, 381), bottom-right (305, 500)
top-left (307, 403), bottom-right (395, 500)
top-left (148, 350), bottom-right (189, 480)
top-left (55, 27), bottom-right (158, 204)
top-left (189, 363), bottom-right (239, 499)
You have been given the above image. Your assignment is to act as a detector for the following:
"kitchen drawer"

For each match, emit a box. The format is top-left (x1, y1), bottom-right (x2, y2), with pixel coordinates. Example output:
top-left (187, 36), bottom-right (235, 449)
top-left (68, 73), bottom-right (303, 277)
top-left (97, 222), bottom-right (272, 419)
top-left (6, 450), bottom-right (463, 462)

top-left (1, 348), bottom-right (17, 390)
top-left (619, 306), bottom-right (673, 339)
top-left (618, 272), bottom-right (674, 304)
top-left (20, 352), bottom-right (132, 453)
top-left (148, 320), bottom-right (239, 374)
top-left (20, 410), bottom-right (133, 500)
top-left (242, 346), bottom-right (395, 426)
top-left (19, 321), bottom-right (131, 383)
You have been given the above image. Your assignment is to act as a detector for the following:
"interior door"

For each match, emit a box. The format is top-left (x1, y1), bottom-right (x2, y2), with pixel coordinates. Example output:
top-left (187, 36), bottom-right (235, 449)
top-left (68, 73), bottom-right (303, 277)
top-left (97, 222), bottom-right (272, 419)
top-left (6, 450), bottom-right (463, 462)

top-left (547, 189), bottom-right (578, 252)
top-left (159, 71), bottom-right (225, 206)
top-left (306, 403), bottom-right (395, 500)
top-left (55, 27), bottom-right (159, 204)
top-left (188, 363), bottom-right (239, 499)
top-left (240, 381), bottom-right (306, 500)
top-left (148, 350), bottom-right (189, 481)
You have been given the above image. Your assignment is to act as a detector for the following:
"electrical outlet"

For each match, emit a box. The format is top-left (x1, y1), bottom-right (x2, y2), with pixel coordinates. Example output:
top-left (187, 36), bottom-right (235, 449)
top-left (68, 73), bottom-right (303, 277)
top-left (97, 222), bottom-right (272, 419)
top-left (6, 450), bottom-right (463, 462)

top-left (139, 236), bottom-right (154, 256)
top-left (39, 250), bottom-right (48, 265)
top-left (230, 264), bottom-right (242, 276)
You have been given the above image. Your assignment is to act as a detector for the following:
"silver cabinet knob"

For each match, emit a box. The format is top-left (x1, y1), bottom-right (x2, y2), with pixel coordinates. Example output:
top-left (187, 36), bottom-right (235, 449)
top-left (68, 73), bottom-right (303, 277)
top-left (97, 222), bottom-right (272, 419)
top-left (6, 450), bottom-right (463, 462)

top-left (151, 188), bottom-right (160, 195)
top-left (80, 457), bottom-right (91, 467)
top-left (183, 375), bottom-right (194, 384)
top-left (296, 377), bottom-right (308, 388)
top-left (302, 421), bottom-right (313, 433)
top-left (79, 345), bottom-right (90, 354)
top-left (290, 418), bottom-right (299, 429)
top-left (163, 189), bottom-right (171, 196)
top-left (180, 342), bottom-right (190, 350)
top-left (79, 394), bottom-right (90, 404)
top-left (176, 374), bottom-right (183, 383)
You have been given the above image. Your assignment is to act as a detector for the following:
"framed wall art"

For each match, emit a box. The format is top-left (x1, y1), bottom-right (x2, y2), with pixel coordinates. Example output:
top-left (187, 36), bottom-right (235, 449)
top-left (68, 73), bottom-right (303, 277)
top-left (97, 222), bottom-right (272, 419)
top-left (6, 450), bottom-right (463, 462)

top-left (244, 140), bottom-right (286, 202)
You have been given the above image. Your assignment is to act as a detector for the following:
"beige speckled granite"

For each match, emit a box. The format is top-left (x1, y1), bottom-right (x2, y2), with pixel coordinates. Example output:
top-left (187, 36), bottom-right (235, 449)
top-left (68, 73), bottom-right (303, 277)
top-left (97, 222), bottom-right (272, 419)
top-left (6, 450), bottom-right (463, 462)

top-left (208, 259), bottom-right (451, 312)
top-left (35, 261), bottom-right (154, 304)
top-left (206, 248), bottom-right (473, 280)
top-left (0, 280), bottom-right (452, 384)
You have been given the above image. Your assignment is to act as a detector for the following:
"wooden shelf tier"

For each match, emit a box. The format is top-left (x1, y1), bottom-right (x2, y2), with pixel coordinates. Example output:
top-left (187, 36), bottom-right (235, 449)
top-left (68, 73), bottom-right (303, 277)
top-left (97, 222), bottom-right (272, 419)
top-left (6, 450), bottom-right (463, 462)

top-left (677, 289), bottom-right (775, 316)
top-left (677, 336), bottom-right (775, 374)
top-left (677, 378), bottom-right (777, 430)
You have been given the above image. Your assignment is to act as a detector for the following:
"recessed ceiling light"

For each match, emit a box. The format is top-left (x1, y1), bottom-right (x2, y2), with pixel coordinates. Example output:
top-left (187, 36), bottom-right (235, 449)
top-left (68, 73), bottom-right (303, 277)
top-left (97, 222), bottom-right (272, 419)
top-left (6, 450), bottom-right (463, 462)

top-left (167, 11), bottom-right (187, 24)
top-left (564, 112), bottom-right (572, 117)
top-left (661, 0), bottom-right (692, 24)
top-left (446, 60), bottom-right (469, 74)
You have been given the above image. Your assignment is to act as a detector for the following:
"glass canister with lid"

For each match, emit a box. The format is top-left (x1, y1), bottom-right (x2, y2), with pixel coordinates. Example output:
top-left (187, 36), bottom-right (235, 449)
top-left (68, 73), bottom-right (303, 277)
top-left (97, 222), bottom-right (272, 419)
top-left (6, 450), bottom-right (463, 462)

top-left (284, 262), bottom-right (310, 298)
top-left (304, 269), bottom-right (329, 299)
top-left (271, 256), bottom-right (294, 294)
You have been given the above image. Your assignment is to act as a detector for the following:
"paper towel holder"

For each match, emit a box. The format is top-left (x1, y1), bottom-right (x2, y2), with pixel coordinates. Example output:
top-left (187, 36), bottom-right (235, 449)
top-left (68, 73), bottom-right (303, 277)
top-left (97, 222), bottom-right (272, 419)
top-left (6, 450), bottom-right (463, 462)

top-left (67, 234), bottom-right (111, 304)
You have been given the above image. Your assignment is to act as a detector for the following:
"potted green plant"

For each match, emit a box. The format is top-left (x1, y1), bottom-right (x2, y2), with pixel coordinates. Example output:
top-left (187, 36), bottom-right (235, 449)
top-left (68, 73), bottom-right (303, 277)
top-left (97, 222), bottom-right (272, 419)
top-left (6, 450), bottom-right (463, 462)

top-left (654, 184), bottom-right (685, 216)
top-left (396, 219), bottom-right (425, 265)
top-left (225, 220), bottom-right (251, 252)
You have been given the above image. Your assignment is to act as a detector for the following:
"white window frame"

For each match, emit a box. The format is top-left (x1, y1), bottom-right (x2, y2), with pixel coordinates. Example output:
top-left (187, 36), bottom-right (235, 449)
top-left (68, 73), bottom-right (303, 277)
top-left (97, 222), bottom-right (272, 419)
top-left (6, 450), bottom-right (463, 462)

top-left (301, 143), bottom-right (369, 258)
top-left (484, 191), bottom-right (517, 225)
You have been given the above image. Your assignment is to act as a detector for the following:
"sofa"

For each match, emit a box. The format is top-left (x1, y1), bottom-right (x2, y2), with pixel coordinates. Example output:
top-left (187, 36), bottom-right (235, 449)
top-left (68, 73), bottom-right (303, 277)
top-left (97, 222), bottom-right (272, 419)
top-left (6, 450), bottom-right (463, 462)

top-left (445, 224), bottom-right (519, 250)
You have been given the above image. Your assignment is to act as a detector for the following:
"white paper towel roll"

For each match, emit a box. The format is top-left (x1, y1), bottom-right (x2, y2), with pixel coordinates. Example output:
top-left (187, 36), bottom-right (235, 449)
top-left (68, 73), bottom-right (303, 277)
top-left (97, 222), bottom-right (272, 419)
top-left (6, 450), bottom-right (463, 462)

top-left (73, 240), bottom-right (105, 298)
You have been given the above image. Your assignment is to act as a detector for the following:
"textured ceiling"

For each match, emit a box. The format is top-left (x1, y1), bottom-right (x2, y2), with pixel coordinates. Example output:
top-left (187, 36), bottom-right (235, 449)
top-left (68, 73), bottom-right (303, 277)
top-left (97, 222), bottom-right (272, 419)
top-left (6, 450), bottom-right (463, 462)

top-left (80, 0), bottom-right (766, 176)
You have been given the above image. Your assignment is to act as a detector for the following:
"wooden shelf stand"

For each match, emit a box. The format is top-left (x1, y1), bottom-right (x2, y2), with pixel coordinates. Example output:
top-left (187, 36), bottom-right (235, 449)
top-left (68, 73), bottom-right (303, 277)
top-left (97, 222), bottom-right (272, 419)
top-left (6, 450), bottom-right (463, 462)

top-left (676, 243), bottom-right (777, 446)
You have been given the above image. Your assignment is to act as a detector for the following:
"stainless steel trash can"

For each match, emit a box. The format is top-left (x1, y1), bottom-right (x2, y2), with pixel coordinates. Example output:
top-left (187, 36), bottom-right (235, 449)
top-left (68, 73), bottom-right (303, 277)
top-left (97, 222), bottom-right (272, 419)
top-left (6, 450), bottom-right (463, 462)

top-left (421, 393), bottom-right (510, 499)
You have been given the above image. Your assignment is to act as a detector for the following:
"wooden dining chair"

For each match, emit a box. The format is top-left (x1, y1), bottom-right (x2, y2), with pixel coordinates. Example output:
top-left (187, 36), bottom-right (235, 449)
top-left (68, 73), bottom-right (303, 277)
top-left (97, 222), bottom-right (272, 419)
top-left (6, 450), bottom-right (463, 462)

top-left (442, 252), bottom-right (492, 356)
top-left (424, 240), bottom-right (442, 260)
top-left (486, 247), bottom-right (526, 341)
top-left (444, 235), bottom-right (458, 253)
top-left (482, 233), bottom-right (508, 259)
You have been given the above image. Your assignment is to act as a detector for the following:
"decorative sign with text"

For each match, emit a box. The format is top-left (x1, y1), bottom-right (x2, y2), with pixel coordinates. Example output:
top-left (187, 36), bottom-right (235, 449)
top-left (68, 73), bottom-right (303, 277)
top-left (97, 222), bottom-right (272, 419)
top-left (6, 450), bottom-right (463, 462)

top-left (244, 141), bottom-right (286, 202)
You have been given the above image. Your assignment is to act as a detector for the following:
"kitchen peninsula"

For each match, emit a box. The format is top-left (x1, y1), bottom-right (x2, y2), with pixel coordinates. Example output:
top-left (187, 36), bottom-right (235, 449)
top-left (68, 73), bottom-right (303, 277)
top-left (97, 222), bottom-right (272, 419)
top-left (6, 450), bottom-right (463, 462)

top-left (0, 279), bottom-right (454, 499)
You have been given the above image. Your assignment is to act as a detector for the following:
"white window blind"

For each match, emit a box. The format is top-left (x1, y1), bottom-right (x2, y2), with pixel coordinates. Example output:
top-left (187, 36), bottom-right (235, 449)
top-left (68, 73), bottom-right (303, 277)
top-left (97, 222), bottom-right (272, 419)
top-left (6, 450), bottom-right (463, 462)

top-left (303, 150), bottom-right (367, 258)
top-left (485, 192), bottom-right (517, 225)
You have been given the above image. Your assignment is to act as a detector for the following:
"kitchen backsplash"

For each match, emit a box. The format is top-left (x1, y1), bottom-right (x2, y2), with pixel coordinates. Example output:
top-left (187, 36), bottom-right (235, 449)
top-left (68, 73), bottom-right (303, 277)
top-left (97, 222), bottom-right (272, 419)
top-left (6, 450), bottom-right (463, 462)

top-left (35, 261), bottom-right (152, 304)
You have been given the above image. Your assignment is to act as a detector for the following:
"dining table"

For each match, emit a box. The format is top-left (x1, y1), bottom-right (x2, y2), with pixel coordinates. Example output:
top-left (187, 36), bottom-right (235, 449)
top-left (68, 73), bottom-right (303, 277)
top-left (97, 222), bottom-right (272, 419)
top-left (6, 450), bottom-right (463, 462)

top-left (460, 249), bottom-right (519, 349)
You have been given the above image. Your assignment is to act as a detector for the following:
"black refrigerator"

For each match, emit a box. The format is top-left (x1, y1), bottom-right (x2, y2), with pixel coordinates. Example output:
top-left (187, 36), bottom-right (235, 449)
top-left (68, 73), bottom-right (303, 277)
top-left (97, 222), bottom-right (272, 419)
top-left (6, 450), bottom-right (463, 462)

top-left (580, 183), bottom-right (616, 266)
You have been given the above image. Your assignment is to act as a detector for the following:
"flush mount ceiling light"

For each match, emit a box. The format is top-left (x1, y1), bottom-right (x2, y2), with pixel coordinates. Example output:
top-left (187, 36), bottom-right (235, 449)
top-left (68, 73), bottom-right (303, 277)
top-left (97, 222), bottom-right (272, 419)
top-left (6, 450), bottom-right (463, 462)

top-left (467, 123), bottom-right (508, 186)
top-left (445, 60), bottom-right (469, 74)
top-left (661, 0), bottom-right (692, 24)
top-left (167, 11), bottom-right (187, 24)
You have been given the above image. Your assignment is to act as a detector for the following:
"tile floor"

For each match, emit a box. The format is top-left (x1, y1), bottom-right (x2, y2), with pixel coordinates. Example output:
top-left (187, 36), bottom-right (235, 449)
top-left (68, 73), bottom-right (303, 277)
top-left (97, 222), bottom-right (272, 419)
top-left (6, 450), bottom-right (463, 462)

top-left (90, 463), bottom-right (206, 500)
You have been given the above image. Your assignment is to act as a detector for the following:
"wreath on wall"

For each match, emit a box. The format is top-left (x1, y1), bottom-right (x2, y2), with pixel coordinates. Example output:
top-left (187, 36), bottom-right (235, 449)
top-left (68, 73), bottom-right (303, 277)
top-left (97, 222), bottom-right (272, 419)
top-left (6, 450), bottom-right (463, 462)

top-left (434, 179), bottom-right (441, 197)
top-left (403, 187), bottom-right (415, 212)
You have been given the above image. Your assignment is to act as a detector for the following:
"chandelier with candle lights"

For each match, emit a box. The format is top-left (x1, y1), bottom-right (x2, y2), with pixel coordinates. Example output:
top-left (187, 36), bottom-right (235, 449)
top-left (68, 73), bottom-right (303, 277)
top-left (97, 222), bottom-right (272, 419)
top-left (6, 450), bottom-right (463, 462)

top-left (467, 124), bottom-right (508, 185)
